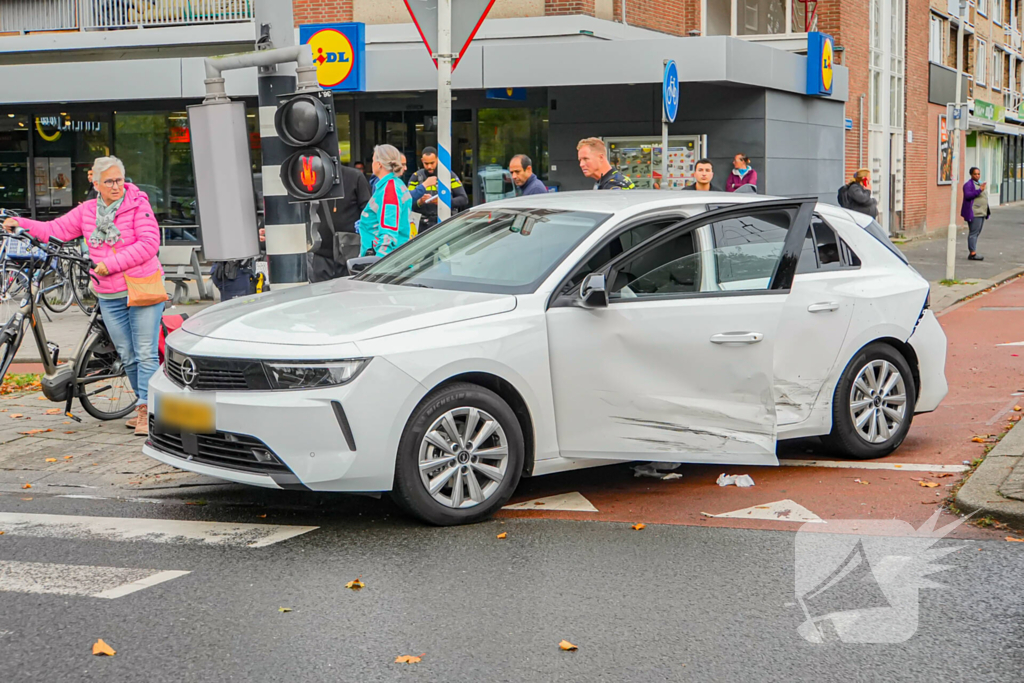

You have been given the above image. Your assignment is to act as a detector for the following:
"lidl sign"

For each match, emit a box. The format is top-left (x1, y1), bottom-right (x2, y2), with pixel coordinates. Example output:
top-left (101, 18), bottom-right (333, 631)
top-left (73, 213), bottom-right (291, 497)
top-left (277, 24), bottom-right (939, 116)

top-left (806, 32), bottom-right (834, 97)
top-left (300, 22), bottom-right (365, 92)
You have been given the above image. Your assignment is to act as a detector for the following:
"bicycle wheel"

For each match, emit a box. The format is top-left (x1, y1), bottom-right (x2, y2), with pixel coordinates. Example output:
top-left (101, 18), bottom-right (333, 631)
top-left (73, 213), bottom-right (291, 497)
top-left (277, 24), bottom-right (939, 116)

top-left (71, 261), bottom-right (97, 313)
top-left (0, 264), bottom-right (29, 328)
top-left (41, 260), bottom-right (75, 314)
top-left (0, 319), bottom-right (24, 383)
top-left (76, 330), bottom-right (137, 420)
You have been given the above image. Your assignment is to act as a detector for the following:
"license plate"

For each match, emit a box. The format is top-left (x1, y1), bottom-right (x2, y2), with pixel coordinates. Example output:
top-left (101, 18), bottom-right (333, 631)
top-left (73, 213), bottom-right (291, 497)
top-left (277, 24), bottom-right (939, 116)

top-left (156, 393), bottom-right (215, 434)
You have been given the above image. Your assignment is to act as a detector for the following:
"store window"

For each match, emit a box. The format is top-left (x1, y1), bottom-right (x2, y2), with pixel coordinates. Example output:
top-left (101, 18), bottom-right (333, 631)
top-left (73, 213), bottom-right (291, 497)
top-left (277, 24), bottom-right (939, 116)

top-left (0, 115), bottom-right (29, 211)
top-left (477, 108), bottom-right (548, 204)
top-left (929, 15), bottom-right (944, 64)
top-left (704, 0), bottom-right (817, 36)
top-left (33, 112), bottom-right (111, 219)
top-left (335, 112), bottom-right (351, 164)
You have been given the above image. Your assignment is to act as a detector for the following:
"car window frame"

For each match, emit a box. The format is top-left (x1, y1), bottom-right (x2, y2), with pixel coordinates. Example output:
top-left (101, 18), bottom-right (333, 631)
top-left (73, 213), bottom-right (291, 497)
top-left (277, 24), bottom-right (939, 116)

top-left (796, 214), bottom-right (863, 274)
top-left (549, 198), bottom-right (816, 308)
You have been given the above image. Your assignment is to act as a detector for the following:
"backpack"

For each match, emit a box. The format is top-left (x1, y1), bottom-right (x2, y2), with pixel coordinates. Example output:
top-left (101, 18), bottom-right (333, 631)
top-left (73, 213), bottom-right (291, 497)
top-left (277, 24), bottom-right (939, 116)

top-left (837, 183), bottom-right (851, 208)
top-left (158, 313), bottom-right (189, 364)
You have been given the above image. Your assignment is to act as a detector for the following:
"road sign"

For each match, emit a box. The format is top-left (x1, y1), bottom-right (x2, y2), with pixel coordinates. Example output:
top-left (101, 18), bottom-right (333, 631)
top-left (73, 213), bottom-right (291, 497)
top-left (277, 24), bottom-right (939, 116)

top-left (663, 60), bottom-right (679, 124)
top-left (844, 118), bottom-right (853, 130)
top-left (403, 0), bottom-right (496, 70)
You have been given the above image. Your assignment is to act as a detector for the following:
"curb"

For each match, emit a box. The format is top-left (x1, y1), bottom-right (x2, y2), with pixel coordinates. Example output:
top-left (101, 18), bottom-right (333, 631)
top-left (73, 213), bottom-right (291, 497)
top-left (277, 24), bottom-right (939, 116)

top-left (954, 415), bottom-right (1024, 528)
top-left (931, 266), bottom-right (1024, 315)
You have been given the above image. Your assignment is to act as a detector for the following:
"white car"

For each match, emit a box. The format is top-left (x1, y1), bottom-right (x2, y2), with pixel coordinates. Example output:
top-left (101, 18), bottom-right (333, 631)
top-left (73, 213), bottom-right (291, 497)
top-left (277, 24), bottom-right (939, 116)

top-left (145, 192), bottom-right (947, 525)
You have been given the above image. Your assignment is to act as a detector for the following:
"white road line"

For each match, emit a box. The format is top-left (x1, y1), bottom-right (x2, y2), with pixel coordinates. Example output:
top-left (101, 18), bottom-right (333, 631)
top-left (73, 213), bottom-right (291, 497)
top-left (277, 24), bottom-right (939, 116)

top-left (701, 499), bottom-right (825, 524)
top-left (777, 459), bottom-right (969, 472)
top-left (0, 561), bottom-right (189, 599)
top-left (0, 513), bottom-right (318, 548)
top-left (503, 491), bottom-right (599, 512)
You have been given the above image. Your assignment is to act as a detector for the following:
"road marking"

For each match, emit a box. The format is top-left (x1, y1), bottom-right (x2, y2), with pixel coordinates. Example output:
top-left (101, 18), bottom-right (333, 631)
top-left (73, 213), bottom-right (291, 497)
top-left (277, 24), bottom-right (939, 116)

top-left (0, 513), bottom-right (318, 548)
top-left (981, 307), bottom-right (1024, 311)
top-left (503, 492), bottom-right (599, 512)
top-left (777, 459), bottom-right (968, 473)
top-left (0, 561), bottom-right (189, 599)
top-left (58, 494), bottom-right (164, 504)
top-left (702, 499), bottom-right (824, 523)
top-left (996, 341), bottom-right (1024, 346)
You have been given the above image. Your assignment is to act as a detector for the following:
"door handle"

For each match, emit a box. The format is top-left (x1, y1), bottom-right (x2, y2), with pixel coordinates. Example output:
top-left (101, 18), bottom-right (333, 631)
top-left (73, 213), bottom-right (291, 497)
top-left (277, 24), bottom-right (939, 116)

top-left (807, 301), bottom-right (840, 313)
top-left (710, 332), bottom-right (764, 344)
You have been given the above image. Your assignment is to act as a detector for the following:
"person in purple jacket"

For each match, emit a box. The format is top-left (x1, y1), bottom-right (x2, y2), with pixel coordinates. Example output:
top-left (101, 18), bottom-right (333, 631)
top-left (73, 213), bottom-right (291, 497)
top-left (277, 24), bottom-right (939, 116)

top-left (726, 153), bottom-right (758, 193)
top-left (3, 156), bottom-right (164, 435)
top-left (961, 167), bottom-right (990, 261)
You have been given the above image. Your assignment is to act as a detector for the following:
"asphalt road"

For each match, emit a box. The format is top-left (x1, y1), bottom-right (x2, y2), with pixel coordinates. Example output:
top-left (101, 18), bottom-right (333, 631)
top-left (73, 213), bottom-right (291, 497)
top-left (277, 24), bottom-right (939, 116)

top-left (1, 489), bottom-right (1021, 682)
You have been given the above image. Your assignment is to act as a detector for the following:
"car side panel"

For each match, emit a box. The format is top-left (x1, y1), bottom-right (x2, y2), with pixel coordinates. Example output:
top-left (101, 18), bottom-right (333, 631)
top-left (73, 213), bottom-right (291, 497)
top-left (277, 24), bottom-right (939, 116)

top-left (908, 310), bottom-right (948, 413)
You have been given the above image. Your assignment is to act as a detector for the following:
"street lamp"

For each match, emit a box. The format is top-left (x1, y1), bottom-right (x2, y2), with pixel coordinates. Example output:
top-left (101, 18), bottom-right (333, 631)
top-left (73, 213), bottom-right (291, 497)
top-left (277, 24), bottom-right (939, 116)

top-left (946, 0), bottom-right (968, 281)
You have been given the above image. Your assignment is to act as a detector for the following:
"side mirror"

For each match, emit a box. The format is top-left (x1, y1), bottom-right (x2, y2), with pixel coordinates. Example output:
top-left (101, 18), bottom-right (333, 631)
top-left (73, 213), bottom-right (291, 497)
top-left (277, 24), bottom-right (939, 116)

top-left (579, 272), bottom-right (608, 309)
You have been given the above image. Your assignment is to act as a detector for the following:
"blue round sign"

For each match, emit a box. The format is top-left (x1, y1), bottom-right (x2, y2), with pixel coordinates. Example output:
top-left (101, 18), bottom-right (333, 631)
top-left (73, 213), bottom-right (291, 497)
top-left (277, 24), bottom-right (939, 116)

top-left (663, 60), bottom-right (679, 123)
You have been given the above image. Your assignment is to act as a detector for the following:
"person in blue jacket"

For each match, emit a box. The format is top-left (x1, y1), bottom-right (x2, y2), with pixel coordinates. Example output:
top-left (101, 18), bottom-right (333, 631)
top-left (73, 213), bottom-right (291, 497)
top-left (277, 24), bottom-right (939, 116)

top-left (358, 144), bottom-right (413, 257)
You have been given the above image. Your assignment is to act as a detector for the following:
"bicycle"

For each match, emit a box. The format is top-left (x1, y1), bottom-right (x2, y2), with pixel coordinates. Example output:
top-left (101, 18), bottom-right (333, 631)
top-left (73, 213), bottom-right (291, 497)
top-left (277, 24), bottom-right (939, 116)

top-left (0, 209), bottom-right (76, 315)
top-left (0, 228), bottom-right (137, 422)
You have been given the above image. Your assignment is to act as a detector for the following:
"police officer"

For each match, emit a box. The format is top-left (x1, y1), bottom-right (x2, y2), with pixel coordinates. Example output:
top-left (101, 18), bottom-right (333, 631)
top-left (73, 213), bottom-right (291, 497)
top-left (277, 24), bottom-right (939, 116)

top-left (577, 137), bottom-right (634, 190)
top-left (407, 146), bottom-right (469, 232)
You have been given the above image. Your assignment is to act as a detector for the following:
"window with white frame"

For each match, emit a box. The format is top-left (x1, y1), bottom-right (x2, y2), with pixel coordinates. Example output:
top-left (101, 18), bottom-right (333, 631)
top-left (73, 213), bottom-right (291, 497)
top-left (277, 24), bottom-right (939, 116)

top-left (994, 0), bottom-right (1004, 24)
top-left (977, 38), bottom-right (988, 85)
top-left (994, 49), bottom-right (1004, 90)
top-left (704, 0), bottom-right (819, 36)
top-left (930, 15), bottom-right (944, 63)
top-left (978, 0), bottom-right (988, 16)
top-left (890, 0), bottom-right (905, 129)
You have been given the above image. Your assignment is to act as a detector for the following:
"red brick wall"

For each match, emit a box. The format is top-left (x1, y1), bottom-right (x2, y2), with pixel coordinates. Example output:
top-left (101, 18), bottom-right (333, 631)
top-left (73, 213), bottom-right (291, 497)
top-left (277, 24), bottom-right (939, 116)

top-left (612, 1), bottom-right (696, 36)
top-left (817, 0), bottom-right (869, 184)
top-left (293, 0), bottom-right (353, 26)
top-left (903, 0), bottom-right (930, 234)
top-left (545, 0), bottom-right (597, 15)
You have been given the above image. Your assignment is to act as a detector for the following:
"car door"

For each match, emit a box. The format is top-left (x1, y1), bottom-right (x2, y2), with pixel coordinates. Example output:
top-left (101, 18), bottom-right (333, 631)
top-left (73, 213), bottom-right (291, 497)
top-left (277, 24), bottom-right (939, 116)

top-left (545, 199), bottom-right (814, 466)
top-left (773, 215), bottom-right (860, 425)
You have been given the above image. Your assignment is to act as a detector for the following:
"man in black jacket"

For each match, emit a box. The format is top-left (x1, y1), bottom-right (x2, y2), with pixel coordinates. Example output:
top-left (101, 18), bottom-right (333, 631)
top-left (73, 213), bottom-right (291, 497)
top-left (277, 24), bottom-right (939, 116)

top-left (308, 164), bottom-right (372, 282)
top-left (408, 146), bottom-right (469, 232)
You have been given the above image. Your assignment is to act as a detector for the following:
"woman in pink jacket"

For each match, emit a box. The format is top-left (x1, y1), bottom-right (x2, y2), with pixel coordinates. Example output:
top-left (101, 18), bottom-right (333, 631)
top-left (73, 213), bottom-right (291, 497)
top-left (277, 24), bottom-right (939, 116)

top-left (2, 156), bottom-right (164, 435)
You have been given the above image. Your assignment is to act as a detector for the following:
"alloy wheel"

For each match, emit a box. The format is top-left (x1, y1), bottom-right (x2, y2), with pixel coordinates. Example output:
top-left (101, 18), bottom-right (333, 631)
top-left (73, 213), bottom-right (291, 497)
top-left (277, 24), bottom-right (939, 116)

top-left (849, 359), bottom-right (907, 444)
top-left (418, 406), bottom-right (509, 509)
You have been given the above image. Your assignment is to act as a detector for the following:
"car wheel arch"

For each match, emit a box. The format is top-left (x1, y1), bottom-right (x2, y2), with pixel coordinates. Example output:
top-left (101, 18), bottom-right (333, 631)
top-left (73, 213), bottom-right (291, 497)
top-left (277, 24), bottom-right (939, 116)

top-left (426, 372), bottom-right (536, 478)
top-left (841, 336), bottom-right (921, 399)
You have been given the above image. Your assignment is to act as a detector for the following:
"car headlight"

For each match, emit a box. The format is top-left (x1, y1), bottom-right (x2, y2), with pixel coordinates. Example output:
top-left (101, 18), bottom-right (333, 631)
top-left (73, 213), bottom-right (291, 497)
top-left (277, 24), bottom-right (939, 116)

top-left (263, 359), bottom-right (370, 390)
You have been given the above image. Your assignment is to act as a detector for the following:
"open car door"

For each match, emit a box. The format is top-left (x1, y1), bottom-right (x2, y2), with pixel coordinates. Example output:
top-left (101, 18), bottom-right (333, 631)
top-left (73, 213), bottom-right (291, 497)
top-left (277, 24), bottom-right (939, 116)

top-left (545, 198), bottom-right (815, 466)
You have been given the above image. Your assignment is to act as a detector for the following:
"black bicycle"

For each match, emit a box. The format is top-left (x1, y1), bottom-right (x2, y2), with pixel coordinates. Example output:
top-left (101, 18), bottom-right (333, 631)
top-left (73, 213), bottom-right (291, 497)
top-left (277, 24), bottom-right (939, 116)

top-left (0, 228), bottom-right (136, 422)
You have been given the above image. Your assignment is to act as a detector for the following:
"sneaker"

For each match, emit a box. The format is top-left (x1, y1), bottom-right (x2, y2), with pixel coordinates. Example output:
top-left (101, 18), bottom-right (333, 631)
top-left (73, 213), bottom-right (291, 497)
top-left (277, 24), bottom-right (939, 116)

top-left (126, 407), bottom-right (139, 429)
top-left (968, 253), bottom-right (985, 261)
top-left (135, 404), bottom-right (149, 436)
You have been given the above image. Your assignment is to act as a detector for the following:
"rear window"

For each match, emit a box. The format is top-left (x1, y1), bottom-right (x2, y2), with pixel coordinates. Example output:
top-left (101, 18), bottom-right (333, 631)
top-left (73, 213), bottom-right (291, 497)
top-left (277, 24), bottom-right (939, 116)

top-left (860, 218), bottom-right (909, 264)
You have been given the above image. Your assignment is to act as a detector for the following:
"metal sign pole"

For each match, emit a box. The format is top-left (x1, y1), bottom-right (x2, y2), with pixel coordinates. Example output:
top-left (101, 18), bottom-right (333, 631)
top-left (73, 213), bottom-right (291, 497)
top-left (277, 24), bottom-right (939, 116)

top-left (661, 119), bottom-right (669, 190)
top-left (946, 0), bottom-right (966, 281)
top-left (436, 0), bottom-right (453, 222)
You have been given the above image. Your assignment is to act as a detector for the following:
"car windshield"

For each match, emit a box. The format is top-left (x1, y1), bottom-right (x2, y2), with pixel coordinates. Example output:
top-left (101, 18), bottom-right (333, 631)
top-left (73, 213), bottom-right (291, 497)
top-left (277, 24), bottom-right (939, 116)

top-left (355, 208), bottom-right (610, 294)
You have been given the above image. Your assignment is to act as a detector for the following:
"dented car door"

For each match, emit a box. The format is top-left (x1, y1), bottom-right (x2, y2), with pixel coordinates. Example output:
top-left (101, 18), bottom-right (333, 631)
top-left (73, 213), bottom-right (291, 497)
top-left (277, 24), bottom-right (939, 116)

top-left (545, 200), bottom-right (814, 466)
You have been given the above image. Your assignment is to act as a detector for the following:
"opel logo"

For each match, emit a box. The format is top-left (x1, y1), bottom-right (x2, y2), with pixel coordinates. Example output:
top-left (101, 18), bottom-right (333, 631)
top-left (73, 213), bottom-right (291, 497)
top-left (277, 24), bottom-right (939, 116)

top-left (180, 357), bottom-right (197, 387)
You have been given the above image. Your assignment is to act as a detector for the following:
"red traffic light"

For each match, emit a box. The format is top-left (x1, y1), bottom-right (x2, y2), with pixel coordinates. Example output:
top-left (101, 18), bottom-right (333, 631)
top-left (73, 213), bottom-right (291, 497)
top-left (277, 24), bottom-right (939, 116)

top-left (280, 148), bottom-right (338, 200)
top-left (275, 94), bottom-right (331, 147)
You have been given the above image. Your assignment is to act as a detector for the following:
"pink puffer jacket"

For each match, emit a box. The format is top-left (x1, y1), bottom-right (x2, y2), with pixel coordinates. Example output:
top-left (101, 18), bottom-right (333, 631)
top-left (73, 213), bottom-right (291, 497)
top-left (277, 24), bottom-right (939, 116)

top-left (17, 183), bottom-right (163, 295)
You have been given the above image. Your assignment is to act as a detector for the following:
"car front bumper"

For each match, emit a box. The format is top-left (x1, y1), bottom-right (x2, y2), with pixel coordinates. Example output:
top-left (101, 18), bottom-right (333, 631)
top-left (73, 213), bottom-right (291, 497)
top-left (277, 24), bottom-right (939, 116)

top-left (144, 356), bottom-right (424, 492)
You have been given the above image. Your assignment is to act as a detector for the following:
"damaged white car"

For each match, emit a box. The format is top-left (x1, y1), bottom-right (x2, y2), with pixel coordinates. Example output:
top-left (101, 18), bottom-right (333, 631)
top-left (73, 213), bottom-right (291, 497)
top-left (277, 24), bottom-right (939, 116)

top-left (145, 192), bottom-right (947, 525)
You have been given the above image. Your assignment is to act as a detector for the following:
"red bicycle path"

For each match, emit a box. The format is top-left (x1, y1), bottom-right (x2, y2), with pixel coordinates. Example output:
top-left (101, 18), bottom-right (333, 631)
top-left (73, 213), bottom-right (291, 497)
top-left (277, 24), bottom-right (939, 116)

top-left (499, 277), bottom-right (1024, 540)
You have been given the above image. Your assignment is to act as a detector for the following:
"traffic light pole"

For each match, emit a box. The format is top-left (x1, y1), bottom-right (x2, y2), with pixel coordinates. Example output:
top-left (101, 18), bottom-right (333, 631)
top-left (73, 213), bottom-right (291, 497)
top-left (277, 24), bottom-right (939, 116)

top-left (436, 0), bottom-right (453, 223)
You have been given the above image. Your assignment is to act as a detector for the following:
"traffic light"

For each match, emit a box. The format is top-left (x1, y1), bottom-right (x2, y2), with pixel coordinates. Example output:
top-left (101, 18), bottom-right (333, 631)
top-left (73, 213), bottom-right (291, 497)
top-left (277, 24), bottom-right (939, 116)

top-left (275, 90), bottom-right (345, 202)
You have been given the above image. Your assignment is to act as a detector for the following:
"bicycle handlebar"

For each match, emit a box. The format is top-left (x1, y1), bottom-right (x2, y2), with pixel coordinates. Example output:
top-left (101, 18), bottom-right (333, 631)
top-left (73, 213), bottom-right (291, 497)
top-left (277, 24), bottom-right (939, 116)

top-left (5, 227), bottom-right (94, 269)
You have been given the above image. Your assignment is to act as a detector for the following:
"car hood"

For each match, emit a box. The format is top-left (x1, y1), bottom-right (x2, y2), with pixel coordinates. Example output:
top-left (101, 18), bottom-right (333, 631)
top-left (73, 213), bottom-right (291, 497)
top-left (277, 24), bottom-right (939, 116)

top-left (181, 278), bottom-right (517, 346)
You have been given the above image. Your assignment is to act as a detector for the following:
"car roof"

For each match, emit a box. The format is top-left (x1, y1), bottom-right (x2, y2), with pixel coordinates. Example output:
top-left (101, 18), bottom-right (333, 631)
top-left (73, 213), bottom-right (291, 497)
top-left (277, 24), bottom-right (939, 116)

top-left (482, 189), bottom-right (810, 215)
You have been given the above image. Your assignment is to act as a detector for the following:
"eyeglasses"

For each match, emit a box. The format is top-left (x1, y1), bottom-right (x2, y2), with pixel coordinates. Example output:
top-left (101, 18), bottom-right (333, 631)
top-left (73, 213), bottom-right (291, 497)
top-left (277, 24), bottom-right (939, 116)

top-left (101, 178), bottom-right (125, 188)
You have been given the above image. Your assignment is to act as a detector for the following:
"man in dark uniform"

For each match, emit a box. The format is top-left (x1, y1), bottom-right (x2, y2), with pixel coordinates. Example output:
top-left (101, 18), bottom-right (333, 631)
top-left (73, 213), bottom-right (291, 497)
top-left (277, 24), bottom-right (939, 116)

top-left (577, 137), bottom-right (635, 190)
top-left (407, 146), bottom-right (469, 232)
top-left (307, 164), bottom-right (372, 282)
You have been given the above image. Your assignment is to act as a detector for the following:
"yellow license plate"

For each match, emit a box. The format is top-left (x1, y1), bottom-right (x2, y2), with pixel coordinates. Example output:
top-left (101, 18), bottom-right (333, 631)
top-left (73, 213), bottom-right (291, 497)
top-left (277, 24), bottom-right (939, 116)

top-left (156, 394), bottom-right (215, 434)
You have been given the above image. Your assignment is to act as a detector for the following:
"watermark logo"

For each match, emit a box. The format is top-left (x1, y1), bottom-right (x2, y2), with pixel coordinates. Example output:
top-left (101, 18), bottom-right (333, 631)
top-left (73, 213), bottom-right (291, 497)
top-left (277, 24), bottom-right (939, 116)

top-left (794, 511), bottom-right (966, 643)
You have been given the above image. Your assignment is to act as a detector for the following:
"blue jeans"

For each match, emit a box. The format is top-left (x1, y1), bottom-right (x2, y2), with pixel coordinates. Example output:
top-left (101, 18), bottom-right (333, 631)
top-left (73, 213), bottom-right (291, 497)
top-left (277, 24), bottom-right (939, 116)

top-left (97, 296), bottom-right (162, 402)
top-left (968, 217), bottom-right (985, 254)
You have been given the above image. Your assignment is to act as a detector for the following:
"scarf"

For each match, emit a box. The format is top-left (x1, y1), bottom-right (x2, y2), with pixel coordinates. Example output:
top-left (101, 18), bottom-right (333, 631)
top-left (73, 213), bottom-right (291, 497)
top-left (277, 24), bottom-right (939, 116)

top-left (733, 167), bottom-right (751, 178)
top-left (91, 195), bottom-right (124, 248)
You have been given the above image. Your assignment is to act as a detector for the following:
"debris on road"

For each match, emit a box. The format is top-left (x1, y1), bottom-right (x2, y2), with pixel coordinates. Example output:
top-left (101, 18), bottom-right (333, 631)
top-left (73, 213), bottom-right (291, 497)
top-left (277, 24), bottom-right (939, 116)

top-left (496, 532), bottom-right (507, 539)
top-left (717, 473), bottom-right (755, 487)
top-left (345, 579), bottom-right (364, 591)
top-left (559, 640), bottom-right (578, 651)
top-left (92, 639), bottom-right (115, 656)
top-left (631, 523), bottom-right (646, 530)
top-left (633, 462), bottom-right (682, 478)
top-left (395, 655), bottom-right (423, 664)
top-left (853, 478), bottom-right (869, 485)
top-left (278, 607), bottom-right (292, 613)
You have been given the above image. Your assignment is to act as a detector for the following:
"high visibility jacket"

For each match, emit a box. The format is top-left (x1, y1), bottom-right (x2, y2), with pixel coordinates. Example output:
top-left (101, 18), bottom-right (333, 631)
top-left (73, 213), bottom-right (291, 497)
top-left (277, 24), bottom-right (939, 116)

top-left (358, 173), bottom-right (413, 257)
top-left (408, 168), bottom-right (469, 227)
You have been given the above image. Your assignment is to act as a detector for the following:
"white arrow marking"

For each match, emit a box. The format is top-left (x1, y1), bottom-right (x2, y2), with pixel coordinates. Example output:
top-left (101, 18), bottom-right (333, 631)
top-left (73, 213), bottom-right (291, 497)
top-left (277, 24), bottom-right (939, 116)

top-left (503, 491), bottom-right (598, 512)
top-left (702, 499), bottom-right (825, 523)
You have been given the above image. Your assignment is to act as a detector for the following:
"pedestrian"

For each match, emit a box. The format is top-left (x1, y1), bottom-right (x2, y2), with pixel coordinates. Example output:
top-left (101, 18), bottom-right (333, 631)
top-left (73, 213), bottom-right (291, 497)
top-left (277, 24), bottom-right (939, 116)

top-left (84, 169), bottom-right (98, 202)
top-left (309, 164), bottom-right (372, 282)
top-left (837, 168), bottom-right (878, 219)
top-left (961, 167), bottom-right (990, 261)
top-left (682, 158), bottom-right (716, 191)
top-left (400, 153), bottom-right (408, 180)
top-left (358, 144), bottom-right (413, 257)
top-left (2, 156), bottom-right (164, 436)
top-left (577, 137), bottom-right (635, 190)
top-left (407, 146), bottom-right (469, 232)
top-left (509, 154), bottom-right (548, 196)
top-left (353, 161), bottom-right (368, 178)
top-left (726, 153), bottom-right (758, 192)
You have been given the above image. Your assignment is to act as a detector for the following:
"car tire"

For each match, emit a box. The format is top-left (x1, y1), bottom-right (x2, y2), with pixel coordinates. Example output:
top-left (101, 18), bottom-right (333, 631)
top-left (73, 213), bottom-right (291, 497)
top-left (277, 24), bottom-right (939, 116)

top-left (392, 383), bottom-right (524, 526)
top-left (824, 343), bottom-right (917, 460)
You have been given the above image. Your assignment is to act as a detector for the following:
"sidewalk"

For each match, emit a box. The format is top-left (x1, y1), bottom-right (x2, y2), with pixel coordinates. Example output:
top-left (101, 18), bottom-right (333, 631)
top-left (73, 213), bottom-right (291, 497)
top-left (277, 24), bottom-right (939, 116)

top-left (955, 417), bottom-right (1024, 528)
top-left (899, 204), bottom-right (1024, 312)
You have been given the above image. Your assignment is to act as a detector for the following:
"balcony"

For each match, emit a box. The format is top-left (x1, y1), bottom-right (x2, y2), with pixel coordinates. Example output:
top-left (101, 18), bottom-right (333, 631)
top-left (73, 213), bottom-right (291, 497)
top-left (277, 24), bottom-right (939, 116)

top-left (0, 0), bottom-right (253, 34)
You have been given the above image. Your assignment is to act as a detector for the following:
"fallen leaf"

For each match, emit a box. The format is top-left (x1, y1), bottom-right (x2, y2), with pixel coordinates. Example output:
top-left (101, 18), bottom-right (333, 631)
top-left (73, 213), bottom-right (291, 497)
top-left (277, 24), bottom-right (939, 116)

top-left (559, 640), bottom-right (578, 651)
top-left (919, 481), bottom-right (940, 488)
top-left (92, 639), bottom-right (116, 656)
top-left (62, 421), bottom-right (70, 424)
top-left (44, 458), bottom-right (56, 463)
top-left (394, 655), bottom-right (422, 664)
top-left (21, 483), bottom-right (31, 489)
top-left (45, 408), bottom-right (61, 415)
top-left (0, 531), bottom-right (4, 535)
top-left (36, 396), bottom-right (47, 400)
top-left (853, 478), bottom-right (869, 485)
top-left (9, 414), bottom-right (22, 419)
top-left (971, 437), bottom-right (987, 443)
top-left (632, 523), bottom-right (646, 530)
top-left (935, 473), bottom-right (954, 478)
top-left (278, 607), bottom-right (292, 613)
top-left (496, 532), bottom-right (507, 539)
top-left (64, 432), bottom-right (75, 435)
top-left (1012, 415), bottom-right (1022, 423)
top-left (1015, 406), bottom-right (1022, 412)
top-left (533, 501), bottom-right (544, 506)
top-left (63, 455), bottom-right (73, 459)
top-left (19, 429), bottom-right (53, 435)
top-left (20, 497), bottom-right (32, 501)
top-left (257, 514), bottom-right (267, 518)
top-left (346, 579), bottom-right (364, 590)
top-left (1006, 537), bottom-right (1024, 543)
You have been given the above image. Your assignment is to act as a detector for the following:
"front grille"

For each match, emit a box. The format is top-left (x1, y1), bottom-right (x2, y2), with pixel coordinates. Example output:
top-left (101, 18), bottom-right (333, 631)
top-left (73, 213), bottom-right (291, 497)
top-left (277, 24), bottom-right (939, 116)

top-left (148, 415), bottom-right (291, 475)
top-left (165, 348), bottom-right (269, 391)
